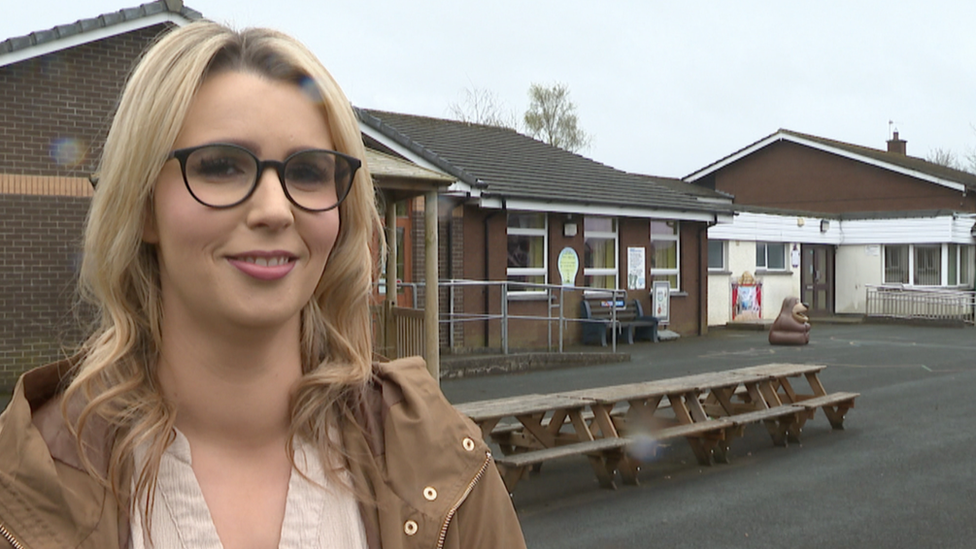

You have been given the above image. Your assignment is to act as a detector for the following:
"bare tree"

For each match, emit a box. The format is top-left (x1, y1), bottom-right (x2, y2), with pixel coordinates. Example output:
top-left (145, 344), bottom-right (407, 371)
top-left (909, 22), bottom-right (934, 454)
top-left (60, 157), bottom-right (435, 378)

top-left (448, 87), bottom-right (517, 128)
top-left (927, 147), bottom-right (961, 170)
top-left (523, 82), bottom-right (591, 152)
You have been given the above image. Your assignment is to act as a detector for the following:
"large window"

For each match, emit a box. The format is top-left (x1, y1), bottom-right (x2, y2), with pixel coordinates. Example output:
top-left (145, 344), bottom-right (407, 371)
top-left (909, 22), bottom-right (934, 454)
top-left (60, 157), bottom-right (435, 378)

top-left (884, 244), bottom-right (975, 286)
top-left (884, 245), bottom-right (909, 284)
top-left (507, 212), bottom-right (547, 291)
top-left (950, 245), bottom-right (975, 287)
top-left (708, 240), bottom-right (726, 271)
top-left (650, 220), bottom-right (680, 290)
top-left (756, 242), bottom-right (787, 270)
top-left (914, 245), bottom-right (941, 286)
top-left (584, 216), bottom-right (617, 289)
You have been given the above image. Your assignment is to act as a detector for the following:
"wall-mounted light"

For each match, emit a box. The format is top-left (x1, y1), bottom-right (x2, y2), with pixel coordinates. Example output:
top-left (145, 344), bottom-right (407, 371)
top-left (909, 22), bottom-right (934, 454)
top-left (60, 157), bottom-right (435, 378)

top-left (820, 219), bottom-right (830, 233)
top-left (563, 222), bottom-right (578, 237)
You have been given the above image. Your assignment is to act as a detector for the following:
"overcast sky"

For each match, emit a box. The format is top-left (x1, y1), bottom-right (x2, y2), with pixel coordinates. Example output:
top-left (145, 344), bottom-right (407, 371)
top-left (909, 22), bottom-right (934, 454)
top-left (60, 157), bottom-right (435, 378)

top-left (3, 0), bottom-right (975, 178)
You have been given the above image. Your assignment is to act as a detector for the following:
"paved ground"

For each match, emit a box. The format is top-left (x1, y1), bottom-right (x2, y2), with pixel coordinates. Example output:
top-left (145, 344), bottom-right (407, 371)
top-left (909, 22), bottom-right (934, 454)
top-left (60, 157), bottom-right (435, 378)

top-left (442, 323), bottom-right (976, 549)
top-left (3, 323), bottom-right (973, 547)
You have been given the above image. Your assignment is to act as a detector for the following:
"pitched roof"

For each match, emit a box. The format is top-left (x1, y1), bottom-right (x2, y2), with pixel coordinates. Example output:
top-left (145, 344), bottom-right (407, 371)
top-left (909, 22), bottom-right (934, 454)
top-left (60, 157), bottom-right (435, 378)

top-left (685, 128), bottom-right (976, 192)
top-left (357, 108), bottom-right (731, 218)
top-left (0, 1), bottom-right (201, 65)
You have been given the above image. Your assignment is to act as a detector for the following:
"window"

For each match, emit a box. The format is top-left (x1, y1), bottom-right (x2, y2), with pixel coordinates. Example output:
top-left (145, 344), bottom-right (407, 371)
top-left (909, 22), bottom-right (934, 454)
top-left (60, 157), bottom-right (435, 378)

top-left (884, 245), bottom-right (909, 284)
top-left (948, 245), bottom-right (975, 287)
top-left (708, 240), bottom-right (726, 271)
top-left (584, 216), bottom-right (617, 289)
top-left (650, 220), bottom-right (680, 290)
top-left (507, 212), bottom-right (547, 291)
top-left (884, 244), bottom-right (975, 286)
top-left (914, 245), bottom-right (941, 286)
top-left (756, 242), bottom-right (786, 270)
top-left (961, 246), bottom-right (975, 288)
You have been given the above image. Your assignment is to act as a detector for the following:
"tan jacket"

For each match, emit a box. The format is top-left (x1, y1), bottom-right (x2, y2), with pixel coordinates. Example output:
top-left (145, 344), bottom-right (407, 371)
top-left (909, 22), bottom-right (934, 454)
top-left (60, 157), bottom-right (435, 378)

top-left (0, 356), bottom-right (526, 549)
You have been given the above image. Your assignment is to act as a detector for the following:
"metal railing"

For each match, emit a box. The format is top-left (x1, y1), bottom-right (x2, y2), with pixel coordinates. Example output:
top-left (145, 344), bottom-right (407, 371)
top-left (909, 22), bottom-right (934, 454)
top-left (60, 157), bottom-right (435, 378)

top-left (865, 284), bottom-right (976, 325)
top-left (387, 280), bottom-right (631, 354)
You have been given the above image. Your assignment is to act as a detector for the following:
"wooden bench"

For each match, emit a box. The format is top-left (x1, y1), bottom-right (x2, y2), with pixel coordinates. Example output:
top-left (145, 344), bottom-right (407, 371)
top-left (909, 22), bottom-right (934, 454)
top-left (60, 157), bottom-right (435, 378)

top-left (493, 437), bottom-right (629, 491)
top-left (795, 392), bottom-right (859, 429)
top-left (580, 298), bottom-right (658, 346)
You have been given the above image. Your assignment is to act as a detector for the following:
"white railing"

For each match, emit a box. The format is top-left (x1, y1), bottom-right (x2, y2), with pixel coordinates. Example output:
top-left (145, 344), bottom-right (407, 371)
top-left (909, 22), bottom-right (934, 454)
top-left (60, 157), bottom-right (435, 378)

top-left (865, 284), bottom-right (976, 325)
top-left (392, 280), bottom-right (631, 354)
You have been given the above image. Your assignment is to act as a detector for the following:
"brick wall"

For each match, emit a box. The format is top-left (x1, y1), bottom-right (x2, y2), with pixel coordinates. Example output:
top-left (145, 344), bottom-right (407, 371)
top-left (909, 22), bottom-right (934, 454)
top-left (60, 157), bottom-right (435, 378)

top-left (0, 25), bottom-right (172, 177)
top-left (0, 194), bottom-right (91, 390)
top-left (0, 25), bottom-right (174, 389)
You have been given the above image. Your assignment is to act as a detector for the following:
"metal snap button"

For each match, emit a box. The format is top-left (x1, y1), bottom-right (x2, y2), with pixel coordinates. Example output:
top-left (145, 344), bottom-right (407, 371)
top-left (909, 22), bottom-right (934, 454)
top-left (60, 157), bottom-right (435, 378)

top-left (423, 486), bottom-right (438, 501)
top-left (462, 437), bottom-right (476, 451)
top-left (404, 520), bottom-right (418, 536)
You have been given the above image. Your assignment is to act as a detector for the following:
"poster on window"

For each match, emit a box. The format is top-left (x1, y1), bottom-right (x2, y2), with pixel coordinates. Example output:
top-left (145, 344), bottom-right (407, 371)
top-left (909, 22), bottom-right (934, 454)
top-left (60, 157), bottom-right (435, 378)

top-left (627, 247), bottom-right (646, 290)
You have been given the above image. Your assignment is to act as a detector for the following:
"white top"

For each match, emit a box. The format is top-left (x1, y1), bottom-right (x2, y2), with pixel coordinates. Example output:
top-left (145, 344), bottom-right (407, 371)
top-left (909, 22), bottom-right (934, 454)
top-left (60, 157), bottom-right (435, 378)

top-left (129, 430), bottom-right (367, 549)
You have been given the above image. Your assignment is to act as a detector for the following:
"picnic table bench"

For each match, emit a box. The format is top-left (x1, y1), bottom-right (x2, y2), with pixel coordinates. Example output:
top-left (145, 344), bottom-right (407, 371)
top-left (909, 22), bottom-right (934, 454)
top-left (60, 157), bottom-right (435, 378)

top-left (454, 363), bottom-right (858, 492)
top-left (580, 298), bottom-right (659, 346)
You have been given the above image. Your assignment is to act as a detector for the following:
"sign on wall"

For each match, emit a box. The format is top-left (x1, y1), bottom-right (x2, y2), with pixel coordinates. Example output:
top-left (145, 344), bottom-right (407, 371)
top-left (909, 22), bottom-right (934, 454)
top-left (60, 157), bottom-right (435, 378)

top-left (652, 280), bottom-right (671, 325)
top-left (557, 247), bottom-right (579, 286)
top-left (627, 247), bottom-right (646, 290)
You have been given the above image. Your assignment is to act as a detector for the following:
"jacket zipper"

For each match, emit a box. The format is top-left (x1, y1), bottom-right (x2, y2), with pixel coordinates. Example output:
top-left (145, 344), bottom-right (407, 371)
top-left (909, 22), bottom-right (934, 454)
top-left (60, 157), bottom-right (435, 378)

top-left (435, 450), bottom-right (493, 549)
top-left (0, 521), bottom-right (26, 549)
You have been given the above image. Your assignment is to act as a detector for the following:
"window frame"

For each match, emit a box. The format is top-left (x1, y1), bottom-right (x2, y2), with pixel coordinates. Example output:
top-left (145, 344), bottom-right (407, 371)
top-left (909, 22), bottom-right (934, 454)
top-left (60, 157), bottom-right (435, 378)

top-left (506, 212), bottom-right (548, 294)
top-left (583, 216), bottom-right (618, 290)
top-left (883, 244), bottom-right (975, 287)
top-left (650, 220), bottom-right (681, 291)
top-left (756, 241), bottom-right (787, 271)
top-left (707, 239), bottom-right (727, 272)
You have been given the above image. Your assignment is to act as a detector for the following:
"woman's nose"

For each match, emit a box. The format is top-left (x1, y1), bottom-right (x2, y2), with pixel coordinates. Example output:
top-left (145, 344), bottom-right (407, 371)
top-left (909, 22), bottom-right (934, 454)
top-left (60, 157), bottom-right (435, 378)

top-left (245, 167), bottom-right (295, 229)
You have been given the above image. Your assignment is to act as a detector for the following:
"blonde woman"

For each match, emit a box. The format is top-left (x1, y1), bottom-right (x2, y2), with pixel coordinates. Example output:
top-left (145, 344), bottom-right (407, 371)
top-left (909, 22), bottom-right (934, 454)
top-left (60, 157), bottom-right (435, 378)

top-left (0, 21), bottom-right (525, 549)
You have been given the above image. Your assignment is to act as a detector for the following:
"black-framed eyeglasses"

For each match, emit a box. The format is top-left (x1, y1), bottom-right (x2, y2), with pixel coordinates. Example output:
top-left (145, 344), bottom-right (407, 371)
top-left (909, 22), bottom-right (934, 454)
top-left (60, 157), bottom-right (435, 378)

top-left (166, 143), bottom-right (360, 212)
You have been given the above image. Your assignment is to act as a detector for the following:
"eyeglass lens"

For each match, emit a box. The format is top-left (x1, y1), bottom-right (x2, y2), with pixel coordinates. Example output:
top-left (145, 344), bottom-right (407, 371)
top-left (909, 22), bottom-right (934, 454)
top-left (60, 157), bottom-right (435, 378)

top-left (183, 144), bottom-right (352, 210)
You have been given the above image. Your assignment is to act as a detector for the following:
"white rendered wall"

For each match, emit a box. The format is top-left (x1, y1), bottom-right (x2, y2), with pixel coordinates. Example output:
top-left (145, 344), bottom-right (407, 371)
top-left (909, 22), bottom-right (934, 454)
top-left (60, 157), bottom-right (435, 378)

top-left (835, 245), bottom-right (883, 314)
top-left (707, 271), bottom-right (733, 325)
top-left (708, 239), bottom-right (801, 324)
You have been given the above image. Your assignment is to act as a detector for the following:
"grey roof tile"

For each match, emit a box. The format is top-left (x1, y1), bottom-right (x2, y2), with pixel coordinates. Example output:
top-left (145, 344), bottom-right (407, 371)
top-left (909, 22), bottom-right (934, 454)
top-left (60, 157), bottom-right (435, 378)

top-left (358, 108), bottom-right (730, 215)
top-left (0, 1), bottom-right (202, 55)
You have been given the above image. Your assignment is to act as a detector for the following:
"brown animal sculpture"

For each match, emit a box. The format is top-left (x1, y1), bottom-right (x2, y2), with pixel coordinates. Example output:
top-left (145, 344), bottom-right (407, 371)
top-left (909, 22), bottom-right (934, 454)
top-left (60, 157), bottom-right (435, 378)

top-left (769, 297), bottom-right (811, 345)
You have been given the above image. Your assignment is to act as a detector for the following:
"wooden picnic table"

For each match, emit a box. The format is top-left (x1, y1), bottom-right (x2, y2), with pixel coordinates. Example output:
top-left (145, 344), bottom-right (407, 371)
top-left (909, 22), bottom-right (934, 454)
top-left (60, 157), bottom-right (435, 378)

top-left (454, 393), bottom-right (624, 489)
top-left (454, 363), bottom-right (858, 492)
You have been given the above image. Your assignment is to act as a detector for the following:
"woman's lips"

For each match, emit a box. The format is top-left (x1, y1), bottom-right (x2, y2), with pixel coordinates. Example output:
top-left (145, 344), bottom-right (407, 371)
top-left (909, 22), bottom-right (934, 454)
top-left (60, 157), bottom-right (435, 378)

top-left (227, 255), bottom-right (297, 281)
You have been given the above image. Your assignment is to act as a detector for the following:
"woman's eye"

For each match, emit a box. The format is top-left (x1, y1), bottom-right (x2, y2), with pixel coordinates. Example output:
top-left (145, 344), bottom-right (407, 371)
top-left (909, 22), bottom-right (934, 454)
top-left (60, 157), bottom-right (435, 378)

top-left (287, 162), bottom-right (331, 186)
top-left (194, 157), bottom-right (247, 179)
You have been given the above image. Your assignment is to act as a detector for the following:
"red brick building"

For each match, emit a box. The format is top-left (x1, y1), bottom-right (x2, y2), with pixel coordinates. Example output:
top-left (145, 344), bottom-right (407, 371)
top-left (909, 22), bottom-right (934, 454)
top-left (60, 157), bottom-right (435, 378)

top-left (358, 109), bottom-right (734, 352)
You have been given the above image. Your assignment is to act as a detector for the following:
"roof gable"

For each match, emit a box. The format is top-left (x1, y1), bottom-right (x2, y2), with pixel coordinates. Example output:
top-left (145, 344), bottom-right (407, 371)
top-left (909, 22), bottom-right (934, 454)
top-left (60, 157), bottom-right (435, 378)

top-left (0, 1), bottom-right (202, 68)
top-left (685, 129), bottom-right (976, 193)
top-left (358, 108), bottom-right (731, 218)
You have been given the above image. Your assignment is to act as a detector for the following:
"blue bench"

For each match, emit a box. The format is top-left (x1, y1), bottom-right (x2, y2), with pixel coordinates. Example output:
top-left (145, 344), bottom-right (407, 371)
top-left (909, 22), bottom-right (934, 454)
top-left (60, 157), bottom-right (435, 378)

top-left (580, 298), bottom-right (659, 346)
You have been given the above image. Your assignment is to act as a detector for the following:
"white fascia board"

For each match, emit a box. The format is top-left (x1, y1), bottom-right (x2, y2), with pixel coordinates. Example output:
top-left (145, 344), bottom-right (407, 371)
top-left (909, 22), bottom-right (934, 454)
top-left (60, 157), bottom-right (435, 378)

top-left (708, 211), bottom-right (842, 244)
top-left (0, 13), bottom-right (191, 68)
top-left (478, 197), bottom-right (733, 223)
top-left (710, 210), bottom-right (974, 245)
top-left (952, 214), bottom-right (976, 243)
top-left (840, 216), bottom-right (970, 245)
top-left (686, 134), bottom-right (783, 182)
top-left (686, 132), bottom-right (967, 193)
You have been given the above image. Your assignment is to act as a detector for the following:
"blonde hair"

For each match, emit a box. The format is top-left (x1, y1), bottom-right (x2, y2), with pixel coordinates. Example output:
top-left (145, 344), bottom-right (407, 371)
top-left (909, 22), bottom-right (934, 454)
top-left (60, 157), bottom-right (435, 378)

top-left (63, 21), bottom-right (382, 516)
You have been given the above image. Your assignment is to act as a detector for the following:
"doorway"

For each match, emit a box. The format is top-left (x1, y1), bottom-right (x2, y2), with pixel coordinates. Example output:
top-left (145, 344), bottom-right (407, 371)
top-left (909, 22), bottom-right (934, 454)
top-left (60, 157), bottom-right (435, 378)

top-left (801, 244), bottom-right (834, 316)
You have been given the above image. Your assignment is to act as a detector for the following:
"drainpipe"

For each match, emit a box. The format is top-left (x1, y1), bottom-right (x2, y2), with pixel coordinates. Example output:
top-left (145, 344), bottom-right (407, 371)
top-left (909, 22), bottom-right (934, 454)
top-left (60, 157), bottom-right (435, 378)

top-left (700, 215), bottom-right (719, 336)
